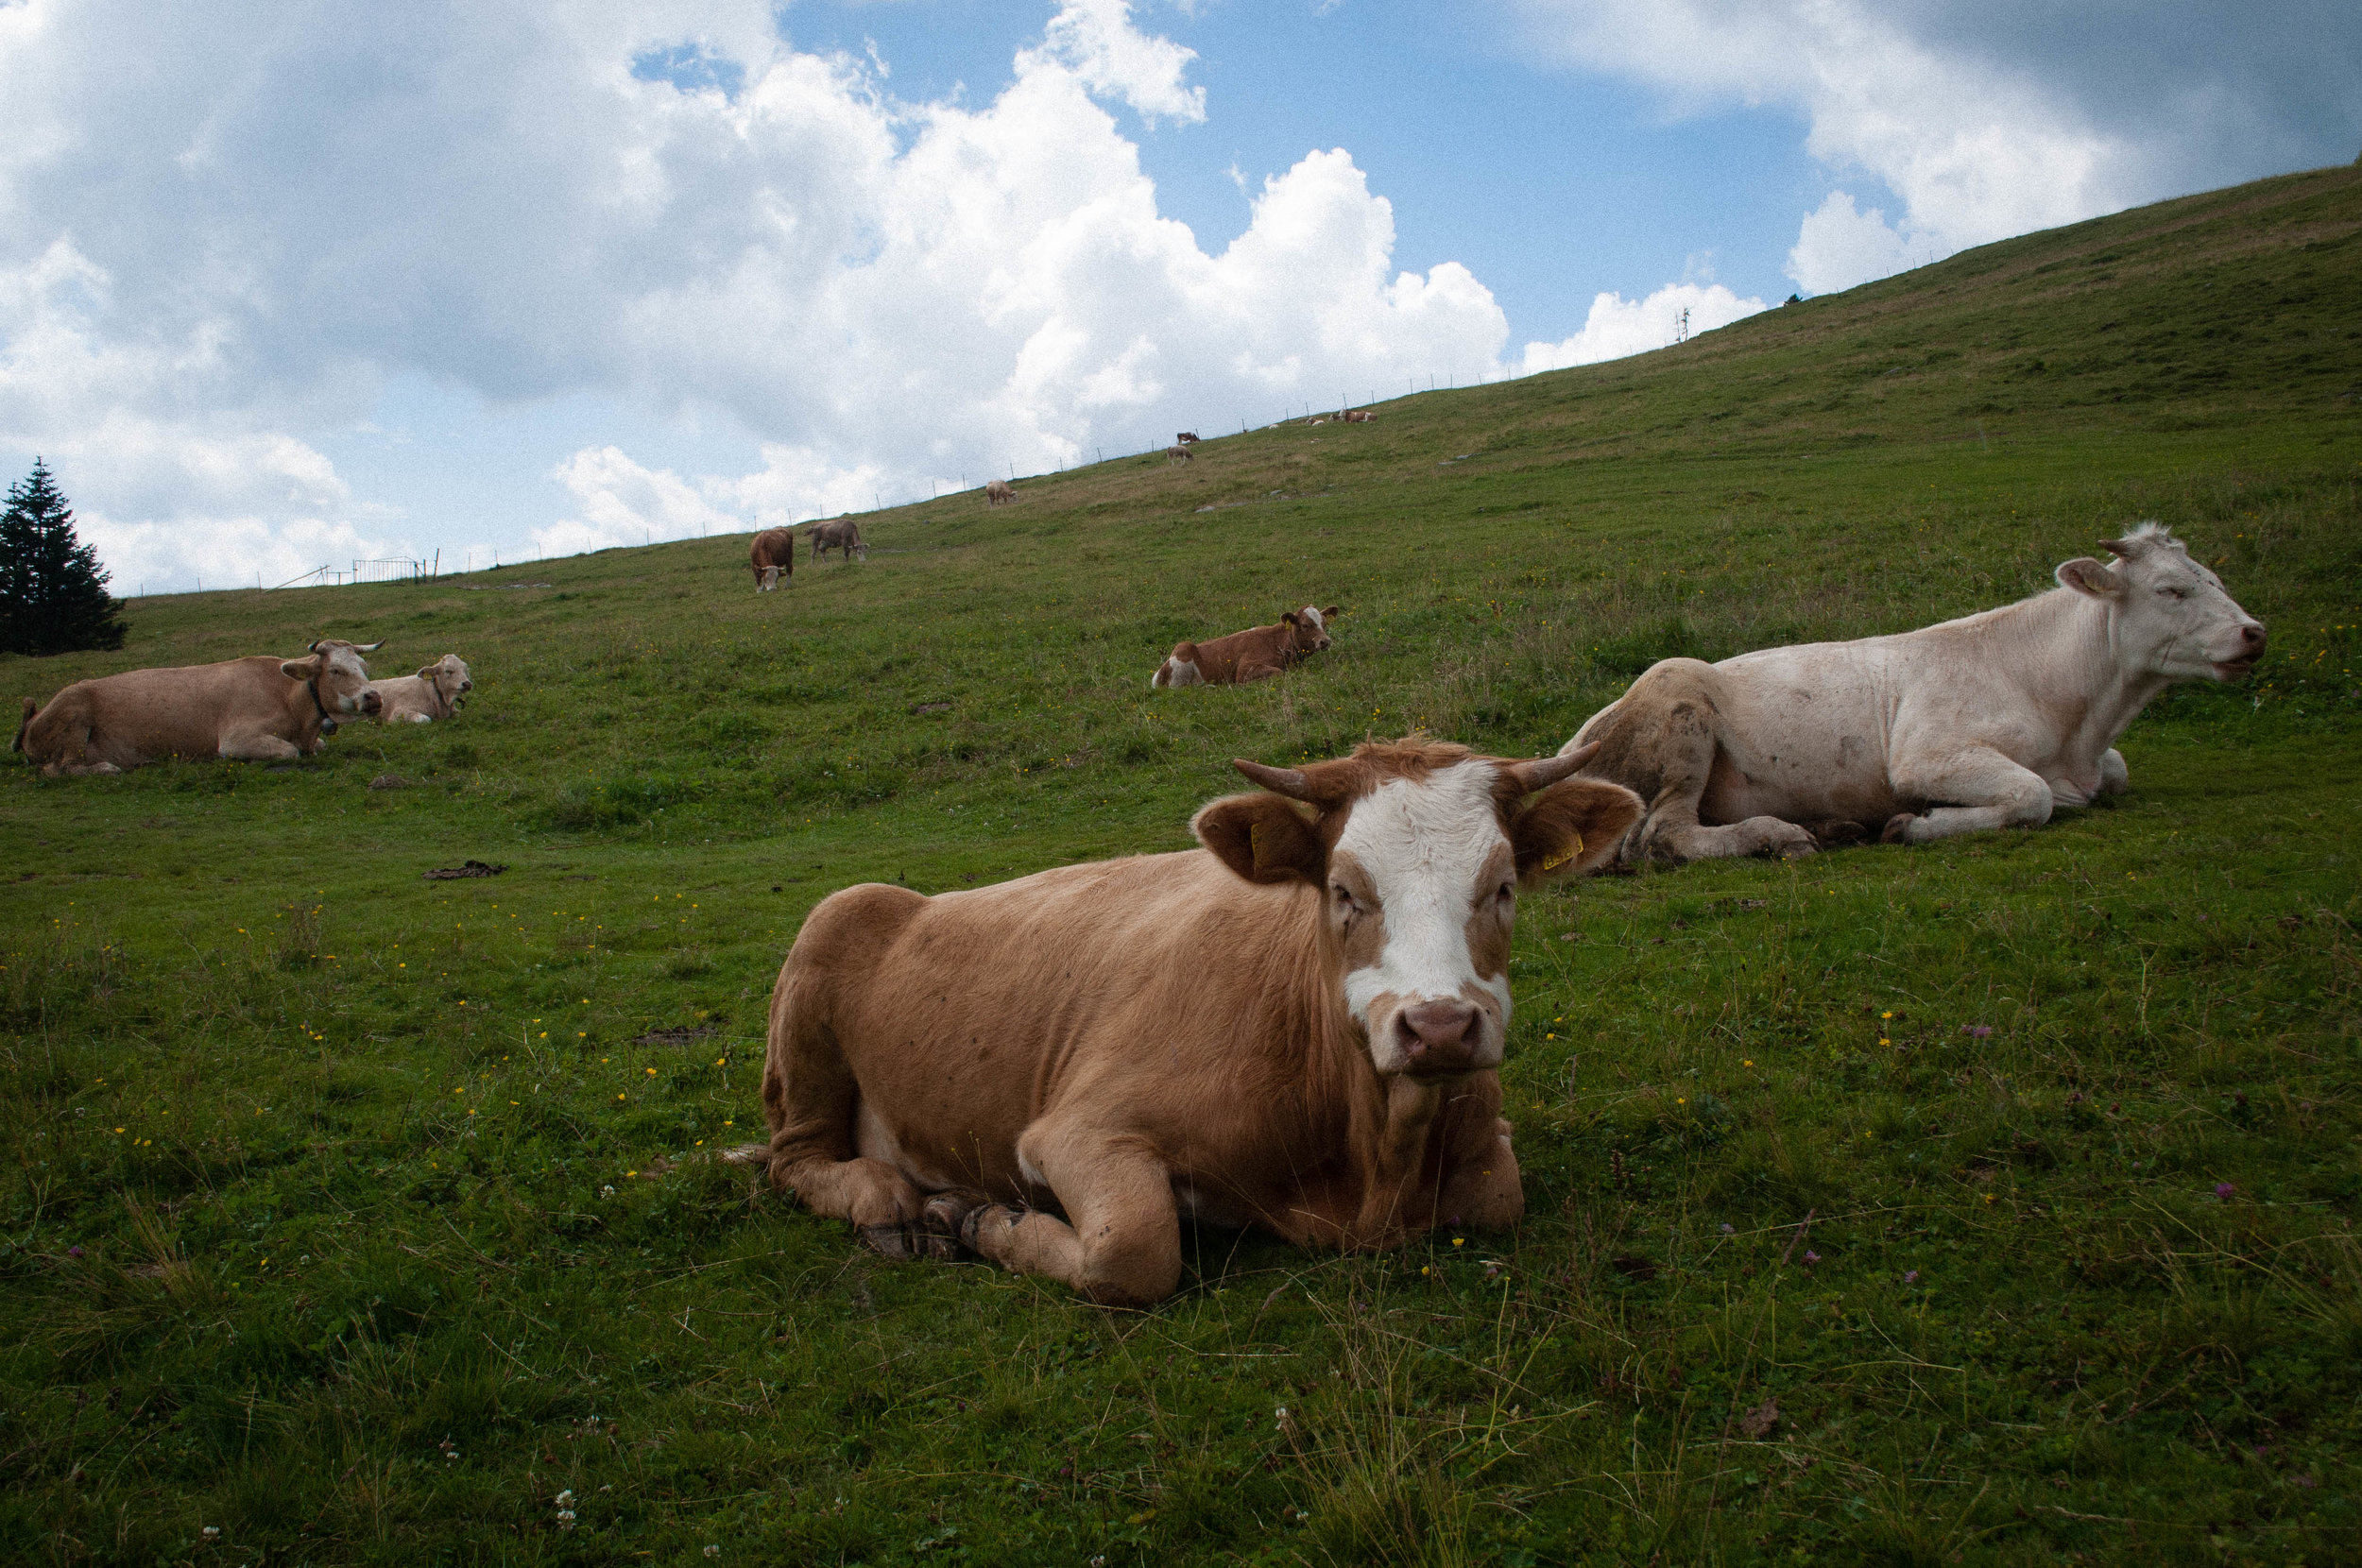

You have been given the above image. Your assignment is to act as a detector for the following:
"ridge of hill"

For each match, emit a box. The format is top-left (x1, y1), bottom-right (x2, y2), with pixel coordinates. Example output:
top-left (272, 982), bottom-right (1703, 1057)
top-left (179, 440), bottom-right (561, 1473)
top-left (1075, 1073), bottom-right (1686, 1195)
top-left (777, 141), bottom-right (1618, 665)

top-left (1, 164), bottom-right (2356, 1564)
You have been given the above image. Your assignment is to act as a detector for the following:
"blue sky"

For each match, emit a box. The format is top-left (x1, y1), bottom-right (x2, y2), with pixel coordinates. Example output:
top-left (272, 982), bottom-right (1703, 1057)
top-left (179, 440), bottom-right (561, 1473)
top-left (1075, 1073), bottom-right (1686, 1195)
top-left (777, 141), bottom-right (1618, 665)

top-left (0, 0), bottom-right (2352, 594)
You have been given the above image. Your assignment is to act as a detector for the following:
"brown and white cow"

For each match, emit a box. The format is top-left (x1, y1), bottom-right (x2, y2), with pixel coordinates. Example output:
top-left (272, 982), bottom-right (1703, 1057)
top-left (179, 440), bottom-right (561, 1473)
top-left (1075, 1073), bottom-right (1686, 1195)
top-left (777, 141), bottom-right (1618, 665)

top-left (359, 654), bottom-right (472, 724)
top-left (1175, 432), bottom-right (1200, 445)
top-left (809, 519), bottom-right (866, 563)
top-left (1342, 410), bottom-right (1377, 423)
top-left (1564, 522), bottom-right (2267, 862)
top-left (13, 639), bottom-right (385, 775)
top-left (985, 480), bottom-right (1017, 507)
top-left (1152, 605), bottom-right (1339, 689)
top-left (756, 739), bottom-right (1643, 1304)
top-left (749, 527), bottom-right (796, 591)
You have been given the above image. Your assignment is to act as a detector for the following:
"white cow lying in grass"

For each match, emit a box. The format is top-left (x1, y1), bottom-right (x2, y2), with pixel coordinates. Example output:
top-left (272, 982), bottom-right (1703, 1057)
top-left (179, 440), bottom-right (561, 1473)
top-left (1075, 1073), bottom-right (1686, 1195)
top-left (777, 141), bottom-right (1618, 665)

top-left (1564, 522), bottom-right (2266, 862)
top-left (361, 655), bottom-right (472, 724)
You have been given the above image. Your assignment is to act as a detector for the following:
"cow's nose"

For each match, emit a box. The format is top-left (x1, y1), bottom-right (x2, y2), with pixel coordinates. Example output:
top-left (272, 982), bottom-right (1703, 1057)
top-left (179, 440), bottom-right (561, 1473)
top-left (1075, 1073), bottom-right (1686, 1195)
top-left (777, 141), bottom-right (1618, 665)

top-left (2240, 623), bottom-right (2265, 650)
top-left (1396, 999), bottom-right (1482, 1075)
top-left (361, 691), bottom-right (382, 713)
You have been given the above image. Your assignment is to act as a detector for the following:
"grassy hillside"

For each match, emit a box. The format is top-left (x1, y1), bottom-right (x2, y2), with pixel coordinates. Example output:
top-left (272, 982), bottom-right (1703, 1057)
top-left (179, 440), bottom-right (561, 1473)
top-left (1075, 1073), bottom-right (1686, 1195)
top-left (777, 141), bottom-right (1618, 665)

top-left (2, 162), bottom-right (2357, 1566)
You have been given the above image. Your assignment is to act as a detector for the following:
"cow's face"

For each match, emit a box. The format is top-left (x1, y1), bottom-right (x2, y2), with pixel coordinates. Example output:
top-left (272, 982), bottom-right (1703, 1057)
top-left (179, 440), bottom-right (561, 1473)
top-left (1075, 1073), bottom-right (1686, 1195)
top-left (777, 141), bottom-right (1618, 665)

top-left (1194, 741), bottom-right (1642, 1080)
top-left (431, 654), bottom-right (473, 703)
top-left (1288, 605), bottom-right (1338, 654)
top-left (2056, 523), bottom-right (2265, 681)
top-left (283, 639), bottom-right (384, 717)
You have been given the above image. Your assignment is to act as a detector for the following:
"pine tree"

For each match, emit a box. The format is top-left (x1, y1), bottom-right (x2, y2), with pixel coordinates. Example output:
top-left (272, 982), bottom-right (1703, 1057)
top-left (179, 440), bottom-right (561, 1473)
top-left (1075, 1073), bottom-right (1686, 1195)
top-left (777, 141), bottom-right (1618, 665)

top-left (0, 459), bottom-right (127, 656)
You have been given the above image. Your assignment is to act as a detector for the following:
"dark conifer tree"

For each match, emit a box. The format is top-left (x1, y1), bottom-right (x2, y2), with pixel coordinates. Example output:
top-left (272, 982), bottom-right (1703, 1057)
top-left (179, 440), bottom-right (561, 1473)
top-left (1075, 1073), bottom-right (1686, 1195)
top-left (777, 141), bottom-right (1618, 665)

top-left (0, 459), bottom-right (127, 656)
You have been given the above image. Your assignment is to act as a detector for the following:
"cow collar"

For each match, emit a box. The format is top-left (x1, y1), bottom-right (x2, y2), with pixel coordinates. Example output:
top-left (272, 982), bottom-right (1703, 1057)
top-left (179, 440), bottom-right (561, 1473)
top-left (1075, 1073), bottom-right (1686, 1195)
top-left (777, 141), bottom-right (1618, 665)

top-left (306, 675), bottom-right (339, 736)
top-left (424, 667), bottom-right (448, 710)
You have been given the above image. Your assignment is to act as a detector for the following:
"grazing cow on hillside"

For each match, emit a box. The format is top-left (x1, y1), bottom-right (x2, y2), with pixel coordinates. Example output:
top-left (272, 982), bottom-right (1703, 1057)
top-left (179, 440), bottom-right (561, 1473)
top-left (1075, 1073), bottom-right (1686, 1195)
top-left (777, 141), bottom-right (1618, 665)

top-left (749, 527), bottom-right (796, 591)
top-left (753, 738), bottom-right (1643, 1304)
top-left (985, 480), bottom-right (1017, 506)
top-left (14, 639), bottom-right (385, 775)
top-left (1153, 605), bottom-right (1339, 689)
top-left (1342, 410), bottom-right (1377, 423)
top-left (1564, 522), bottom-right (2267, 862)
top-left (1175, 432), bottom-right (1200, 445)
top-left (1163, 445), bottom-right (1194, 465)
top-left (360, 654), bottom-right (472, 724)
top-left (810, 520), bottom-right (867, 563)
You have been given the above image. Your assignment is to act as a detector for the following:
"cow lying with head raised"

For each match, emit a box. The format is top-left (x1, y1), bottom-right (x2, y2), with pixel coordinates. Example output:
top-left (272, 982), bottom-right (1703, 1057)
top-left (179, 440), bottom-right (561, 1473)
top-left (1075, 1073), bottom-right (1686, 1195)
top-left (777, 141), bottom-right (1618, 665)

top-left (13, 639), bottom-right (385, 775)
top-left (810, 519), bottom-right (866, 562)
top-left (1565, 522), bottom-right (2266, 861)
top-left (757, 739), bottom-right (1642, 1304)
top-left (1153, 605), bottom-right (1339, 689)
top-left (360, 654), bottom-right (472, 724)
top-left (749, 526), bottom-right (796, 591)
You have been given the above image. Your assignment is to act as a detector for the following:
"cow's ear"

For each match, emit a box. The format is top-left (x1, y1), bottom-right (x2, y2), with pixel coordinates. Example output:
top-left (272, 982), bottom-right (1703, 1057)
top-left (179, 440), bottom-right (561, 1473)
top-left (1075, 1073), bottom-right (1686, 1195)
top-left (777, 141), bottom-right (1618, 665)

top-left (418, 663), bottom-right (439, 679)
top-left (1281, 611), bottom-right (1300, 626)
top-left (279, 656), bottom-right (319, 681)
top-left (1512, 778), bottom-right (1641, 884)
top-left (2056, 557), bottom-right (2124, 600)
top-left (1193, 793), bottom-right (1326, 885)
top-left (1322, 605), bottom-right (1341, 618)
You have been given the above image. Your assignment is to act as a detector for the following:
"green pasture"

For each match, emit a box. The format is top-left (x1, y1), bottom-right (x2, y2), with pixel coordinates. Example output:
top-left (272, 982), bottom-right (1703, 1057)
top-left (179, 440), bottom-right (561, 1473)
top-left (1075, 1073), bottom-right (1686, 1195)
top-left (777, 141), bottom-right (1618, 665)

top-left (3, 164), bottom-right (2358, 1565)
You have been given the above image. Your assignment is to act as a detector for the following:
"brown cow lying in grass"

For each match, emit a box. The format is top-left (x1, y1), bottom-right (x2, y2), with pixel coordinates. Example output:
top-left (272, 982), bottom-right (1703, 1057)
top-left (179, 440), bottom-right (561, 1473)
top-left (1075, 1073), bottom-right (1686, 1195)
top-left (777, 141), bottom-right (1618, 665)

top-left (750, 738), bottom-right (1643, 1304)
top-left (359, 654), bottom-right (472, 724)
top-left (749, 526), bottom-right (796, 590)
top-left (13, 639), bottom-right (383, 775)
top-left (1152, 605), bottom-right (1339, 689)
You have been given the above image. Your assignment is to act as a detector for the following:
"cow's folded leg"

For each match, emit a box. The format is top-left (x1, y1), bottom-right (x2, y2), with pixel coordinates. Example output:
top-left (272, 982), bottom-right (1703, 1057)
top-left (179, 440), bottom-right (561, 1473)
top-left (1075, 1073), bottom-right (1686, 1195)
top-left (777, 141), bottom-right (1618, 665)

top-left (217, 730), bottom-right (302, 762)
top-left (1433, 1116), bottom-right (1522, 1233)
top-left (963, 1130), bottom-right (1180, 1307)
top-left (2098, 747), bottom-right (2130, 796)
top-left (1884, 747), bottom-right (2053, 844)
top-left (776, 1153), bottom-right (923, 1236)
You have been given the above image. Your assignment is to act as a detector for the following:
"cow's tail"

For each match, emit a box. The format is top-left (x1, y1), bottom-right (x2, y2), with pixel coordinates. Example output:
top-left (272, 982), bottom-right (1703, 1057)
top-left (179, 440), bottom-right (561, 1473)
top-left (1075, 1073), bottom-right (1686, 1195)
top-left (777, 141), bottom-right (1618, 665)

top-left (1152, 642), bottom-right (1196, 690)
top-left (10, 697), bottom-right (33, 757)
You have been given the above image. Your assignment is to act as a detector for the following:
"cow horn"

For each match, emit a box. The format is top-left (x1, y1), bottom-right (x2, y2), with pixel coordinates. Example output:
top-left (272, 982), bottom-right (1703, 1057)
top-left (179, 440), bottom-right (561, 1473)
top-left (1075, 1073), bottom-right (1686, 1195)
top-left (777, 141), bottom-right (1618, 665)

top-left (352, 639), bottom-right (385, 653)
top-left (2097, 537), bottom-right (2141, 560)
top-left (1505, 742), bottom-right (1599, 794)
top-left (1233, 758), bottom-right (1314, 800)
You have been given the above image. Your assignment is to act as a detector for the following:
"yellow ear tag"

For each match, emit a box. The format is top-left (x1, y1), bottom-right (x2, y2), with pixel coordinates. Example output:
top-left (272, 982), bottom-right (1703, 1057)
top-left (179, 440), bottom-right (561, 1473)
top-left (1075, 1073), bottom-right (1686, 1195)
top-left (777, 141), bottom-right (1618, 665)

top-left (1249, 820), bottom-right (1267, 868)
top-left (1541, 831), bottom-right (1584, 873)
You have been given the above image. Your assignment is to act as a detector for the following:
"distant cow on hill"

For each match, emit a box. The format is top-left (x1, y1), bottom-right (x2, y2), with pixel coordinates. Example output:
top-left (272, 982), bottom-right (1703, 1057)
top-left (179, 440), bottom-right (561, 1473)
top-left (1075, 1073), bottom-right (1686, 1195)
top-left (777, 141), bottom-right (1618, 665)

top-left (810, 520), bottom-right (867, 563)
top-left (985, 480), bottom-right (1016, 506)
top-left (1153, 605), bottom-right (1339, 689)
top-left (1163, 445), bottom-right (1193, 465)
top-left (1563, 522), bottom-right (2267, 862)
top-left (749, 527), bottom-right (796, 591)
top-left (14, 639), bottom-right (385, 775)
top-left (360, 654), bottom-right (473, 724)
top-left (1175, 432), bottom-right (1200, 445)
top-left (1342, 410), bottom-right (1376, 423)
top-left (749, 737), bottom-right (1643, 1304)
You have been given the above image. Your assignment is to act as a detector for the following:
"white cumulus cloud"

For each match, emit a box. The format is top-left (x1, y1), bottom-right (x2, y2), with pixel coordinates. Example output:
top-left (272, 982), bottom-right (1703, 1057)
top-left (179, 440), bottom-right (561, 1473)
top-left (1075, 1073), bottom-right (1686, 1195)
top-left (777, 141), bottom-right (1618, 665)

top-left (1519, 281), bottom-right (1766, 374)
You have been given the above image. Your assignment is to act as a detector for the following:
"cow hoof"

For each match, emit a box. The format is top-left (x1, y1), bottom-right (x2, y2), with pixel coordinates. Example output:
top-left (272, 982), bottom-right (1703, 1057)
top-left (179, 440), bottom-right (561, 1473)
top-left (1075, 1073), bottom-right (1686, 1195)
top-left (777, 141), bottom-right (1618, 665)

top-left (959, 1202), bottom-right (1018, 1254)
top-left (1880, 812), bottom-right (1920, 844)
top-left (920, 1190), bottom-right (986, 1259)
top-left (859, 1223), bottom-right (923, 1262)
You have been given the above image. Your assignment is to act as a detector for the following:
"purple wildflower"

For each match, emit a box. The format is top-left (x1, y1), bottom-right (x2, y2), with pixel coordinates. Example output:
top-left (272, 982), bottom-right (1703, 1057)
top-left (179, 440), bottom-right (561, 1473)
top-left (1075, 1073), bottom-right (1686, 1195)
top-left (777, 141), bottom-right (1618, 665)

top-left (1720, 1222), bottom-right (1735, 1236)
top-left (1960, 1024), bottom-right (1993, 1039)
top-left (1904, 1270), bottom-right (1920, 1285)
top-left (1803, 1251), bottom-right (1821, 1265)
top-left (67, 1245), bottom-right (84, 1259)
top-left (2215, 1182), bottom-right (2235, 1200)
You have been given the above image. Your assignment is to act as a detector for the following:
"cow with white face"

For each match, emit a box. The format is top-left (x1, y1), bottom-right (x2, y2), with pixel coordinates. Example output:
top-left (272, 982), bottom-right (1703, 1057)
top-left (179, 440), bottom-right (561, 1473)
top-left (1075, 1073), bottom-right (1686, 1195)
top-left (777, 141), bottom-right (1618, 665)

top-left (14, 639), bottom-right (385, 775)
top-left (1563, 522), bottom-right (2267, 861)
top-left (754, 739), bottom-right (1642, 1305)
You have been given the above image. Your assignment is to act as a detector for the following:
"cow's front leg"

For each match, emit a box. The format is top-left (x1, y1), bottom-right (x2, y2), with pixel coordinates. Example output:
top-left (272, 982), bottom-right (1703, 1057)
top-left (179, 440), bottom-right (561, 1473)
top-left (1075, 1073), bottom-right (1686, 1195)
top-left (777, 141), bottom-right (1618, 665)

top-left (1883, 745), bottom-right (2053, 844)
top-left (963, 1121), bottom-right (1180, 1307)
top-left (218, 729), bottom-right (303, 762)
top-left (2098, 748), bottom-right (2130, 795)
top-left (1433, 1116), bottom-right (1522, 1233)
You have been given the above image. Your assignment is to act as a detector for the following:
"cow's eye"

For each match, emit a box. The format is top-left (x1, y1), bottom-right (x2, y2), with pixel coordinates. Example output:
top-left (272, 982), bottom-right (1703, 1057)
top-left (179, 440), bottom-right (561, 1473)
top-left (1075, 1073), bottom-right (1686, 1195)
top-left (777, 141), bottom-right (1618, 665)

top-left (1496, 880), bottom-right (1515, 908)
top-left (1332, 885), bottom-right (1358, 913)
top-left (2157, 585), bottom-right (2187, 600)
